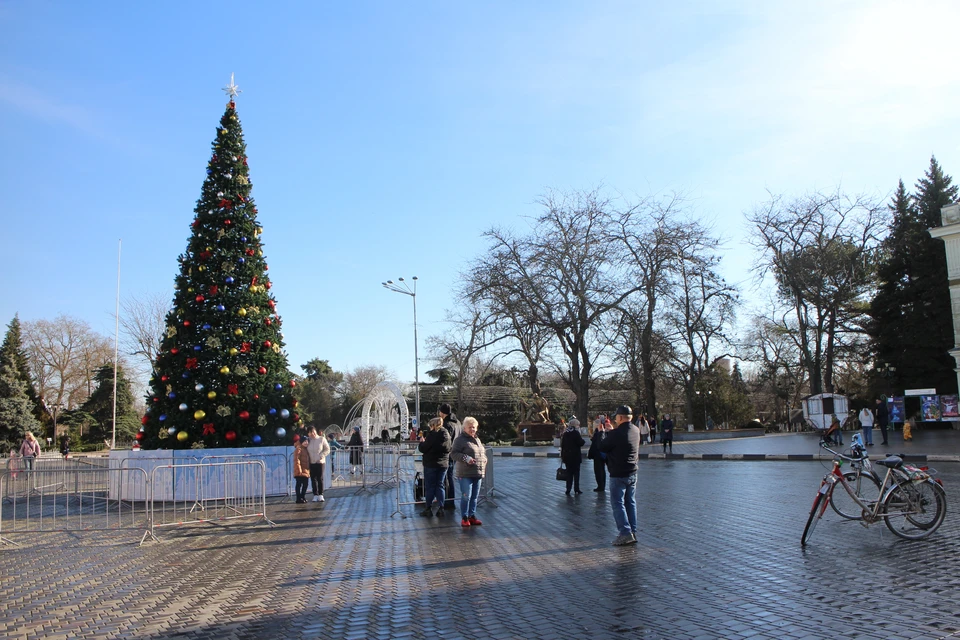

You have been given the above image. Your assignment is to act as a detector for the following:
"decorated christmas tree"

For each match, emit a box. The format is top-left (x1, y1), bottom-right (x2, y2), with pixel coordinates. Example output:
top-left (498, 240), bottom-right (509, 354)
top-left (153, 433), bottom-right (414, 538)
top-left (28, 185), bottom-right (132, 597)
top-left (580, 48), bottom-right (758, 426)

top-left (140, 77), bottom-right (300, 449)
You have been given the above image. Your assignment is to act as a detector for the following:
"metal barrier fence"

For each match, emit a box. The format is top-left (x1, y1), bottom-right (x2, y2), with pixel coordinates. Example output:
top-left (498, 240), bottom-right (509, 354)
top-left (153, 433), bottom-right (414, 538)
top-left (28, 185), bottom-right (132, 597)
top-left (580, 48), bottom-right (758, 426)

top-left (329, 446), bottom-right (369, 493)
top-left (0, 467), bottom-right (150, 545)
top-left (145, 460), bottom-right (274, 545)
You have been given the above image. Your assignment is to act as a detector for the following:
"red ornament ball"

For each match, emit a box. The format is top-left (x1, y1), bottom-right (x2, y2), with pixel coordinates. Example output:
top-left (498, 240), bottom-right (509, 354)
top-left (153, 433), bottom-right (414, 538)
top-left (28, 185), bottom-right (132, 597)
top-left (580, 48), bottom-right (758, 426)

top-left (225, 430), bottom-right (237, 441)
top-left (183, 320), bottom-right (191, 327)
top-left (254, 394), bottom-right (260, 400)
top-left (238, 410), bottom-right (250, 420)
top-left (195, 294), bottom-right (205, 303)
top-left (264, 318), bottom-right (272, 326)
top-left (293, 413), bottom-right (300, 422)
top-left (170, 348), bottom-right (179, 355)
top-left (292, 434), bottom-right (300, 443)
top-left (289, 380), bottom-right (296, 388)
top-left (263, 340), bottom-right (272, 348)
top-left (161, 375), bottom-right (168, 382)
top-left (258, 366), bottom-right (267, 375)
top-left (135, 432), bottom-right (144, 440)
top-left (141, 415), bottom-right (149, 425)
top-left (224, 219), bottom-right (232, 226)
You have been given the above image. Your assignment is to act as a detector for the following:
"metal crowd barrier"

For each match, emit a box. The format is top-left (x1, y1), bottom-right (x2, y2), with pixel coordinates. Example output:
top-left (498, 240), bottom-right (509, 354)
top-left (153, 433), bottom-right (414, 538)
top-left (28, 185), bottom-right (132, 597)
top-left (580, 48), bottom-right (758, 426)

top-left (145, 460), bottom-right (275, 545)
top-left (0, 467), bottom-right (150, 546)
top-left (329, 446), bottom-right (370, 494)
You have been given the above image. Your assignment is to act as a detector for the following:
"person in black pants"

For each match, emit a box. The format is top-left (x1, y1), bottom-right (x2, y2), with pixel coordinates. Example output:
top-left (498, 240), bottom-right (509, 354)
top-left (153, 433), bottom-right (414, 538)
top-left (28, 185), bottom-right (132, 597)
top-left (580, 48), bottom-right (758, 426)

top-left (660, 414), bottom-right (674, 454)
top-left (587, 421), bottom-right (606, 491)
top-left (876, 397), bottom-right (889, 445)
top-left (560, 418), bottom-right (586, 495)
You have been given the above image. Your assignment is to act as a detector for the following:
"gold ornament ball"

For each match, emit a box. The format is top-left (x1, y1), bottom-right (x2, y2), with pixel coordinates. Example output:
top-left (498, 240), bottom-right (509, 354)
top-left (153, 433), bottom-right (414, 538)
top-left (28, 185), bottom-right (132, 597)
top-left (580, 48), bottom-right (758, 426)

top-left (249, 285), bottom-right (256, 292)
top-left (229, 348), bottom-right (238, 356)
top-left (193, 410), bottom-right (206, 420)
top-left (205, 246), bottom-right (212, 251)
top-left (207, 391), bottom-right (217, 399)
top-left (198, 265), bottom-right (206, 272)
top-left (187, 288), bottom-right (194, 293)
top-left (177, 431), bottom-right (189, 442)
top-left (234, 329), bottom-right (243, 336)
top-left (220, 366), bottom-right (230, 374)
top-left (238, 308), bottom-right (247, 317)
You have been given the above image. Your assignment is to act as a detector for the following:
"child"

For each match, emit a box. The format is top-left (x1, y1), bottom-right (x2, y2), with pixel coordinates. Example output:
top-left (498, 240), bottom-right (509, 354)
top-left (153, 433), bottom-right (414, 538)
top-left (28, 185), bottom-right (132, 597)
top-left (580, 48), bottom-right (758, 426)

top-left (293, 438), bottom-right (311, 503)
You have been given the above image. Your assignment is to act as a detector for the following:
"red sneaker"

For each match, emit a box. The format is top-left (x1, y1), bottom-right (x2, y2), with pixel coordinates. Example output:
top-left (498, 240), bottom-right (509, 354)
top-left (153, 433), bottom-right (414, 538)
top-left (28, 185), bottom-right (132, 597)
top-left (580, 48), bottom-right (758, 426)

top-left (468, 515), bottom-right (482, 526)
top-left (461, 518), bottom-right (471, 527)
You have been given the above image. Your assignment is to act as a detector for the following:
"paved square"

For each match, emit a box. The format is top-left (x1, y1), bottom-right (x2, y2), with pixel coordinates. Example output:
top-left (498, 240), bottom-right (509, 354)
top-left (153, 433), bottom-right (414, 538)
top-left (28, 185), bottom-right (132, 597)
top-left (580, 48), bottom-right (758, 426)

top-left (3, 456), bottom-right (959, 639)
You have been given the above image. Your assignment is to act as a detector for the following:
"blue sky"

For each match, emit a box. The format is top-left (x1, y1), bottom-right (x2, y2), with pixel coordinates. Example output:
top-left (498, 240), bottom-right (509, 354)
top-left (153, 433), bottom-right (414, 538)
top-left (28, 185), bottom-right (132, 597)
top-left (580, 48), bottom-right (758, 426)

top-left (3, 1), bottom-right (960, 388)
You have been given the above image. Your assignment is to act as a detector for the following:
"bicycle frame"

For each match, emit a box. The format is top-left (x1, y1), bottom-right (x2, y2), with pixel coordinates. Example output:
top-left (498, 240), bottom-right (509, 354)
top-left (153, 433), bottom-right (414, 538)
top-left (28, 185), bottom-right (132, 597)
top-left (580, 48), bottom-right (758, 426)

top-left (826, 459), bottom-right (937, 524)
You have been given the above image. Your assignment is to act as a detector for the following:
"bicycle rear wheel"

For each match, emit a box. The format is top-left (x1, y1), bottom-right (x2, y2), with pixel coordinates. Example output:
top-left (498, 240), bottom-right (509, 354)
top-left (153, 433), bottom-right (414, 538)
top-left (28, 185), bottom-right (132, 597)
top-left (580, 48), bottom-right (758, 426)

top-left (801, 490), bottom-right (830, 546)
top-left (882, 479), bottom-right (947, 540)
top-left (830, 471), bottom-right (882, 520)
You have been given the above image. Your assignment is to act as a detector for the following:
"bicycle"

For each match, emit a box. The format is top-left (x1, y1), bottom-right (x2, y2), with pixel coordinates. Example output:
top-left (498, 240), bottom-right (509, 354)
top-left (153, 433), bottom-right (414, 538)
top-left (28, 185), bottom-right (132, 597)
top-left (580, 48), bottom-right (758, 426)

top-left (818, 433), bottom-right (882, 520)
top-left (801, 449), bottom-right (946, 546)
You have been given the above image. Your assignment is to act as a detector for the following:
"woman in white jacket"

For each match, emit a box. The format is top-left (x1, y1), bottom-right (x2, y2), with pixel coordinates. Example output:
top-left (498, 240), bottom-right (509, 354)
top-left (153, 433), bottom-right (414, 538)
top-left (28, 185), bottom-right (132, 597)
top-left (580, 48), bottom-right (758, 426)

top-left (306, 427), bottom-right (331, 502)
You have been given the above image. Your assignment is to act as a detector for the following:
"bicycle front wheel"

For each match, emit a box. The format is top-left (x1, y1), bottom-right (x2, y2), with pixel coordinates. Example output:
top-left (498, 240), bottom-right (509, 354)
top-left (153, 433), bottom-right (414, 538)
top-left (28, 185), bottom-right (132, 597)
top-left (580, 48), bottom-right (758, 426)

top-left (882, 479), bottom-right (947, 540)
top-left (801, 490), bottom-right (830, 546)
top-left (831, 471), bottom-right (882, 520)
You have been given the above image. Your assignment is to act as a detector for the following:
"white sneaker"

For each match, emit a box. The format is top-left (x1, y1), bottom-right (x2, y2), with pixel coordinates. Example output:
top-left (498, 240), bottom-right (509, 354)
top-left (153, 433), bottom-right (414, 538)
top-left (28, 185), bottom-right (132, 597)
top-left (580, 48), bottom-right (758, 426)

top-left (318, 495), bottom-right (325, 502)
top-left (312, 495), bottom-right (319, 502)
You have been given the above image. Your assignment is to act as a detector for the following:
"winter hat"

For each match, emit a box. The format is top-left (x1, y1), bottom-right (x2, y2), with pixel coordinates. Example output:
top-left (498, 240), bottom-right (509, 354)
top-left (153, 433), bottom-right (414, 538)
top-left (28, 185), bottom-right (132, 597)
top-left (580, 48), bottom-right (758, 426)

top-left (439, 403), bottom-right (452, 416)
top-left (568, 417), bottom-right (580, 428)
top-left (614, 405), bottom-right (633, 417)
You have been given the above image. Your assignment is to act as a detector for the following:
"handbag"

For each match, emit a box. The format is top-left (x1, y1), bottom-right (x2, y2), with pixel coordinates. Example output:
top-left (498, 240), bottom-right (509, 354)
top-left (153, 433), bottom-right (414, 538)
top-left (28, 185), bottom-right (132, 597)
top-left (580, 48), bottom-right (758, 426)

top-left (556, 463), bottom-right (568, 481)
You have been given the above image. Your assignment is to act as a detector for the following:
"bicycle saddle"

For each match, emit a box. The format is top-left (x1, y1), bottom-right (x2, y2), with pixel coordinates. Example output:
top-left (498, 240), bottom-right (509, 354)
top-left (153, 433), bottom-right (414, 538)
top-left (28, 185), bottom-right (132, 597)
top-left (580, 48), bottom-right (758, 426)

top-left (875, 455), bottom-right (903, 469)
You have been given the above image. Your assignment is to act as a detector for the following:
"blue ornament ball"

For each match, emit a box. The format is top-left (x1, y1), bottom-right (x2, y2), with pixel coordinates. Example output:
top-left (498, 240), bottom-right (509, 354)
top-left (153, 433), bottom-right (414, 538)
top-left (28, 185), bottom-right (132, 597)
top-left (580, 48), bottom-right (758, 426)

top-left (269, 408), bottom-right (277, 415)
top-left (202, 324), bottom-right (211, 330)
top-left (238, 257), bottom-right (245, 265)
top-left (182, 372), bottom-right (190, 379)
top-left (274, 383), bottom-right (282, 390)
top-left (216, 304), bottom-right (225, 312)
top-left (280, 409), bottom-right (290, 419)
top-left (193, 345), bottom-right (202, 351)
top-left (179, 403), bottom-right (188, 411)
top-left (167, 392), bottom-right (176, 399)
top-left (195, 383), bottom-right (204, 392)
top-left (159, 414), bottom-right (167, 421)
top-left (252, 435), bottom-right (261, 444)
top-left (275, 427), bottom-right (286, 437)
top-left (225, 276), bottom-right (234, 284)
top-left (241, 237), bottom-right (247, 242)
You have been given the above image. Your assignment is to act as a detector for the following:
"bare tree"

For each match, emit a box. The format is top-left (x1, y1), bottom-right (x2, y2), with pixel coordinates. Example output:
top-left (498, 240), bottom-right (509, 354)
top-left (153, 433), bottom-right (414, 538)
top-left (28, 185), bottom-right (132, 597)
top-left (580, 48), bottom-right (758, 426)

top-left (748, 189), bottom-right (882, 394)
top-left (119, 292), bottom-right (168, 376)
top-left (22, 315), bottom-right (115, 410)
top-left (341, 364), bottom-right (394, 409)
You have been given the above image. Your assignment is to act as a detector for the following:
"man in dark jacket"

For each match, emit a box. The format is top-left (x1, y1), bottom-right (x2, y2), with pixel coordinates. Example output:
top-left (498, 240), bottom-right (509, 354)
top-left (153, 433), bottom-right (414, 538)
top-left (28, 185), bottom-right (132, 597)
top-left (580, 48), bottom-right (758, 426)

top-left (560, 417), bottom-right (586, 495)
top-left (876, 397), bottom-right (889, 446)
top-left (599, 405), bottom-right (640, 546)
top-left (418, 416), bottom-right (452, 516)
top-left (439, 403), bottom-right (462, 509)
top-left (587, 423), bottom-right (606, 492)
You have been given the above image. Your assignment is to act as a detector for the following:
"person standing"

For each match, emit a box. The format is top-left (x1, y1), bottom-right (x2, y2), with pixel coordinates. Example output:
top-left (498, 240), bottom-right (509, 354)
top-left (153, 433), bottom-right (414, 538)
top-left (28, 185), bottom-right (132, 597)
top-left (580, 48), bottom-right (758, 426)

top-left (599, 406), bottom-right (640, 546)
top-left (859, 406), bottom-right (875, 446)
top-left (418, 416), bottom-right (452, 517)
top-left (451, 416), bottom-right (486, 527)
top-left (637, 415), bottom-right (650, 445)
top-left (293, 438), bottom-right (311, 503)
top-left (875, 398), bottom-right (889, 446)
top-left (560, 417), bottom-right (586, 495)
top-left (19, 432), bottom-right (40, 471)
top-left (306, 427), bottom-right (331, 502)
top-left (348, 426), bottom-right (364, 474)
top-left (587, 424), bottom-right (606, 492)
top-left (660, 414), bottom-right (674, 454)
top-left (439, 403), bottom-right (462, 510)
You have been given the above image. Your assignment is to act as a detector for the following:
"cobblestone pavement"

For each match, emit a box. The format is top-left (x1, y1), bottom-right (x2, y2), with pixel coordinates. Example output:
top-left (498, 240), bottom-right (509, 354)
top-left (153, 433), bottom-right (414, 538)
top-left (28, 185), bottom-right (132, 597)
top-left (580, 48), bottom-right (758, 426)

top-left (3, 457), bottom-right (960, 640)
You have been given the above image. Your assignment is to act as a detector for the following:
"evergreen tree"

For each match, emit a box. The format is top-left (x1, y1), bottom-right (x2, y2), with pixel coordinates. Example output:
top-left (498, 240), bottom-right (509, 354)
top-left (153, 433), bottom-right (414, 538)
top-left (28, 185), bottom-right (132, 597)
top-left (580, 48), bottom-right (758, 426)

top-left (0, 346), bottom-right (42, 454)
top-left (81, 363), bottom-right (141, 444)
top-left (141, 91), bottom-right (299, 449)
top-left (869, 158), bottom-right (959, 395)
top-left (0, 315), bottom-right (46, 426)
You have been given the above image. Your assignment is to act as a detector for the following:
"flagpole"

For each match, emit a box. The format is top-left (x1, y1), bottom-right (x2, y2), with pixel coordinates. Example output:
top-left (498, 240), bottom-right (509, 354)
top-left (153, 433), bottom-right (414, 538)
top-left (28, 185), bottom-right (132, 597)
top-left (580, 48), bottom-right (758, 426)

top-left (112, 239), bottom-right (121, 450)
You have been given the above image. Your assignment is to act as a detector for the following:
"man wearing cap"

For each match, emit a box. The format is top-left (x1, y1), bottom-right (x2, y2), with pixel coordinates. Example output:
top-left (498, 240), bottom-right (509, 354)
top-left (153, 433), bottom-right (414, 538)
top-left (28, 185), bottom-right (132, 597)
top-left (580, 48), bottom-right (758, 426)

top-left (599, 405), bottom-right (641, 546)
top-left (439, 403), bottom-right (462, 509)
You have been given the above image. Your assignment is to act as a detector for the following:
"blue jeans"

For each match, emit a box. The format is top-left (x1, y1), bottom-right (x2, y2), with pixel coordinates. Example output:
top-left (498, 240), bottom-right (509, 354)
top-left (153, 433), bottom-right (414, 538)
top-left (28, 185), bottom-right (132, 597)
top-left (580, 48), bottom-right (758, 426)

top-left (862, 426), bottom-right (873, 445)
top-left (423, 467), bottom-right (446, 507)
top-left (609, 474), bottom-right (638, 536)
top-left (458, 477), bottom-right (482, 518)
top-left (444, 464), bottom-right (456, 504)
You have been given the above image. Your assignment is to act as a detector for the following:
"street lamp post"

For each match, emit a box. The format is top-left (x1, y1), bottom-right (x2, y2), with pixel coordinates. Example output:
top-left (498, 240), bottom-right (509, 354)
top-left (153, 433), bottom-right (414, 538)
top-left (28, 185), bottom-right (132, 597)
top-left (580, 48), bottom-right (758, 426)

top-left (695, 390), bottom-right (712, 429)
top-left (48, 401), bottom-right (65, 442)
top-left (382, 277), bottom-right (420, 435)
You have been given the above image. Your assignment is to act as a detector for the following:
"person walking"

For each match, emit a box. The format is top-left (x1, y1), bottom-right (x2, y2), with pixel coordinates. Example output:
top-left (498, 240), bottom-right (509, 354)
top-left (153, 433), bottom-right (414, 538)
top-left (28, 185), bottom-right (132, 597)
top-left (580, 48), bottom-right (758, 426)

top-left (19, 432), bottom-right (40, 471)
top-left (439, 403), bottom-right (462, 511)
top-left (660, 414), bottom-right (674, 454)
top-left (599, 406), bottom-right (640, 546)
top-left (560, 417), bottom-right (586, 495)
top-left (859, 406), bottom-right (875, 446)
top-left (875, 398), bottom-right (889, 446)
top-left (418, 416), bottom-right (452, 517)
top-left (587, 424), bottom-right (606, 492)
top-left (348, 426), bottom-right (364, 474)
top-left (306, 427), bottom-right (331, 502)
top-left (293, 437), bottom-right (311, 503)
top-left (451, 416), bottom-right (486, 527)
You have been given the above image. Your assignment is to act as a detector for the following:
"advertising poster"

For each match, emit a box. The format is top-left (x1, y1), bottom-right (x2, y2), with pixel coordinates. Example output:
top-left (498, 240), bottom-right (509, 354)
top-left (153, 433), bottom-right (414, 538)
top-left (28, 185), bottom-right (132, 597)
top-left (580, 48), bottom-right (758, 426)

top-left (887, 397), bottom-right (905, 423)
top-left (921, 395), bottom-right (942, 421)
top-left (940, 395), bottom-right (959, 421)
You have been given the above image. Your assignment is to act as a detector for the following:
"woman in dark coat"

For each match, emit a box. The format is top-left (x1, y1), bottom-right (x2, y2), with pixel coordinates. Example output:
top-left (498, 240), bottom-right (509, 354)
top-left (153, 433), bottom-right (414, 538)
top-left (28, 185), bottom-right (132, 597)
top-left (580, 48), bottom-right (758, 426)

top-left (347, 426), bottom-right (364, 474)
top-left (560, 418), bottom-right (586, 495)
top-left (587, 420), bottom-right (606, 492)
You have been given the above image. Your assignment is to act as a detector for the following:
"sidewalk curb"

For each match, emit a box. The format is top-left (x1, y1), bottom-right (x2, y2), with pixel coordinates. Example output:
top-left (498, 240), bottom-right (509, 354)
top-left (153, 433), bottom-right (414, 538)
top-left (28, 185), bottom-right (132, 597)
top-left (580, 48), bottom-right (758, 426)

top-left (492, 451), bottom-right (960, 462)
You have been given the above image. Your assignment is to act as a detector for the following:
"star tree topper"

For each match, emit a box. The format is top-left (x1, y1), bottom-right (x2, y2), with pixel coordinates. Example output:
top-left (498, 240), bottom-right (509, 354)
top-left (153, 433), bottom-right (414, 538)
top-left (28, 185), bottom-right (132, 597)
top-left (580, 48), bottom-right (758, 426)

top-left (222, 73), bottom-right (242, 100)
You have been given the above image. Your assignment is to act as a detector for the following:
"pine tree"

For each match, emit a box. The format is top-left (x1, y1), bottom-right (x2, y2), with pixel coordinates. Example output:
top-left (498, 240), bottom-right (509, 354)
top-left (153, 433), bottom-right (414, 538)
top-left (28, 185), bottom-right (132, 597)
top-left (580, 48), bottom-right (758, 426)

top-left (0, 315), bottom-right (46, 426)
top-left (869, 158), bottom-right (959, 395)
top-left (141, 92), bottom-right (300, 449)
top-left (0, 346), bottom-right (42, 454)
top-left (81, 364), bottom-right (141, 444)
